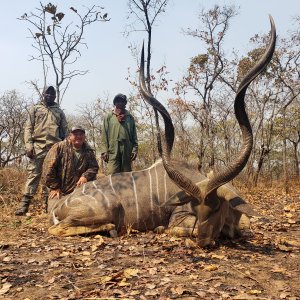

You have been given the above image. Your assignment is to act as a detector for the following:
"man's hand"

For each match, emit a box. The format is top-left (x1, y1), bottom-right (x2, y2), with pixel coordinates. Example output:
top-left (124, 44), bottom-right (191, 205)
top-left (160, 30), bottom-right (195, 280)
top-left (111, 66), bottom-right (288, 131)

top-left (101, 152), bottom-right (109, 163)
top-left (131, 151), bottom-right (137, 161)
top-left (49, 189), bottom-right (62, 199)
top-left (76, 176), bottom-right (87, 186)
top-left (26, 148), bottom-right (35, 159)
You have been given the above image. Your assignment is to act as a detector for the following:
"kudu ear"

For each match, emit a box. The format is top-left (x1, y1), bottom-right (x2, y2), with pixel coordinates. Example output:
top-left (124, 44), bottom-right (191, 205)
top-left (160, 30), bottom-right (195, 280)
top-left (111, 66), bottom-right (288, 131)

top-left (229, 197), bottom-right (259, 217)
top-left (165, 190), bottom-right (194, 207)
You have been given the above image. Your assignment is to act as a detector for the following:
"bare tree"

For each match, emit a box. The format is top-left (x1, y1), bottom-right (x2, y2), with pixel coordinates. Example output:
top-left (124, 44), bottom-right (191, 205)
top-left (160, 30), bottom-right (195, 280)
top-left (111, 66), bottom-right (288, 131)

top-left (271, 27), bottom-right (300, 192)
top-left (174, 4), bottom-right (238, 171)
top-left (77, 97), bottom-right (110, 153)
top-left (285, 101), bottom-right (300, 178)
top-left (125, 0), bottom-right (169, 162)
top-left (19, 2), bottom-right (109, 104)
top-left (0, 91), bottom-right (29, 167)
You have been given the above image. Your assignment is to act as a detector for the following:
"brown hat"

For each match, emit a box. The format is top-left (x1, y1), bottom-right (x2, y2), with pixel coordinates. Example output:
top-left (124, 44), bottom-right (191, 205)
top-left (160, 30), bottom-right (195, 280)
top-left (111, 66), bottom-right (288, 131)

top-left (71, 125), bottom-right (85, 134)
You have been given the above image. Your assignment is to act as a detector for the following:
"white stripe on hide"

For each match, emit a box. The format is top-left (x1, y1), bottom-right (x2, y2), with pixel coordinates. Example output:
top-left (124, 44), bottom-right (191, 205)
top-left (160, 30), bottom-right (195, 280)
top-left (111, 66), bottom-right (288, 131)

top-left (154, 164), bottom-right (160, 203)
top-left (131, 172), bottom-right (139, 223)
top-left (148, 168), bottom-right (155, 227)
top-left (93, 181), bottom-right (110, 207)
top-left (109, 175), bottom-right (116, 195)
top-left (164, 170), bottom-right (167, 203)
top-left (52, 211), bottom-right (59, 225)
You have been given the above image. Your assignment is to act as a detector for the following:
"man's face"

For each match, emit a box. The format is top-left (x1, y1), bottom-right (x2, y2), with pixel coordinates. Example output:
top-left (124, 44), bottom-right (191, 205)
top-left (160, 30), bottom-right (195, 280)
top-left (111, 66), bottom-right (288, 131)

top-left (69, 130), bottom-right (86, 149)
top-left (114, 99), bottom-right (126, 109)
top-left (43, 89), bottom-right (56, 106)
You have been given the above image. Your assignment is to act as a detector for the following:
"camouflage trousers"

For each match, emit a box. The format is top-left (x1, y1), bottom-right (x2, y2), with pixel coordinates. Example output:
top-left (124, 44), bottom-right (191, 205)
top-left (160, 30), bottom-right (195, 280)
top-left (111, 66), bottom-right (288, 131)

top-left (23, 151), bottom-right (48, 199)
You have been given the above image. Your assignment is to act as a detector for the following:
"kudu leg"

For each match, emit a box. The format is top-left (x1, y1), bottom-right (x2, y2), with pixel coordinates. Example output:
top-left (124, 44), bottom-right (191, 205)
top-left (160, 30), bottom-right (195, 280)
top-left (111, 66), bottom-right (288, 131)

top-left (222, 209), bottom-right (250, 238)
top-left (167, 206), bottom-right (198, 237)
top-left (48, 222), bottom-right (116, 237)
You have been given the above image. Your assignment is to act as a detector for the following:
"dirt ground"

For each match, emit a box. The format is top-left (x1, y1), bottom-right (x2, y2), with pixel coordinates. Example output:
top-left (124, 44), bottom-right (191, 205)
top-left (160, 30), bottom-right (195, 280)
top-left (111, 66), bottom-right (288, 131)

top-left (0, 178), bottom-right (299, 300)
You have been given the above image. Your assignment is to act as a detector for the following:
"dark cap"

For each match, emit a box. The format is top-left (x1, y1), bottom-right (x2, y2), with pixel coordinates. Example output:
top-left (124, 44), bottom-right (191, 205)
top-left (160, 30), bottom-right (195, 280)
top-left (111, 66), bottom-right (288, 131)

top-left (113, 93), bottom-right (127, 105)
top-left (43, 85), bottom-right (56, 95)
top-left (70, 125), bottom-right (85, 134)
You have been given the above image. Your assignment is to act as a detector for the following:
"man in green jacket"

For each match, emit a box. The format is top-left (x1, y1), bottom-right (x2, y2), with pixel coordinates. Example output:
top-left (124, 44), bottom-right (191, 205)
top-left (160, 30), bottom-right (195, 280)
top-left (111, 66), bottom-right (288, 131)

top-left (100, 93), bottom-right (138, 175)
top-left (15, 86), bottom-right (68, 216)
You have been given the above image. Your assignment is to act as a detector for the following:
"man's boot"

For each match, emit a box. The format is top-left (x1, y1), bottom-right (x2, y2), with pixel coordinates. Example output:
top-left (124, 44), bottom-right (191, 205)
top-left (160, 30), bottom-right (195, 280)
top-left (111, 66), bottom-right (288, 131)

top-left (15, 196), bottom-right (32, 216)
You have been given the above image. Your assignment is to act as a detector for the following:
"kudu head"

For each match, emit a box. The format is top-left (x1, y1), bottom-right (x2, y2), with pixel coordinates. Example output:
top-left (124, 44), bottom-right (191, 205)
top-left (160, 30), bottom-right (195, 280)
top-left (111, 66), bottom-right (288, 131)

top-left (139, 16), bottom-right (276, 246)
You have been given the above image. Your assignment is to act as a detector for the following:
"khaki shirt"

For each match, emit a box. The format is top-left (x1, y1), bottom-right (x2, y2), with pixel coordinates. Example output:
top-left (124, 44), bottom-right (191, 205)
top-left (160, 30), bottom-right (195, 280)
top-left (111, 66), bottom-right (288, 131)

top-left (24, 102), bottom-right (68, 154)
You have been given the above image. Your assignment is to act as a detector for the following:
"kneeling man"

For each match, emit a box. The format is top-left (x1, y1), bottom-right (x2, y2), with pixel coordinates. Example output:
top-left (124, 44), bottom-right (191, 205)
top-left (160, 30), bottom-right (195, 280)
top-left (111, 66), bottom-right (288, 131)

top-left (43, 125), bottom-right (99, 203)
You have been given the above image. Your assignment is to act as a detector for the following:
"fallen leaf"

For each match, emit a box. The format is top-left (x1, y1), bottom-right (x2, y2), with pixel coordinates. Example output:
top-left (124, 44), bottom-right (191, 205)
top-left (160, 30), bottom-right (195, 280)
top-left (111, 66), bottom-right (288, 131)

top-left (211, 254), bottom-right (226, 260)
top-left (204, 264), bottom-right (219, 271)
top-left (171, 285), bottom-right (186, 295)
top-left (130, 290), bottom-right (141, 296)
top-left (99, 275), bottom-right (113, 284)
top-left (185, 238), bottom-right (197, 248)
top-left (233, 293), bottom-right (255, 299)
top-left (196, 291), bottom-right (207, 297)
top-left (146, 283), bottom-right (156, 289)
top-left (248, 289), bottom-right (262, 295)
top-left (0, 283), bottom-right (12, 295)
top-left (145, 290), bottom-right (159, 296)
top-left (91, 245), bottom-right (98, 252)
top-left (118, 279), bottom-right (130, 287)
top-left (148, 267), bottom-right (157, 275)
top-left (47, 277), bottom-right (55, 284)
top-left (277, 244), bottom-right (293, 252)
top-left (161, 277), bottom-right (171, 283)
top-left (124, 268), bottom-right (139, 278)
top-left (283, 204), bottom-right (297, 212)
top-left (3, 256), bottom-right (12, 262)
top-left (50, 261), bottom-right (60, 267)
top-left (272, 267), bottom-right (287, 274)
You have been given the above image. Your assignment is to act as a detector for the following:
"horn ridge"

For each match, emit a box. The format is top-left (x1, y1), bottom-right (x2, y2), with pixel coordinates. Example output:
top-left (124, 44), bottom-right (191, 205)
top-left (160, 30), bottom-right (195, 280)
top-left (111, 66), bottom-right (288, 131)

top-left (204, 15), bottom-right (276, 198)
top-left (139, 42), bottom-right (202, 200)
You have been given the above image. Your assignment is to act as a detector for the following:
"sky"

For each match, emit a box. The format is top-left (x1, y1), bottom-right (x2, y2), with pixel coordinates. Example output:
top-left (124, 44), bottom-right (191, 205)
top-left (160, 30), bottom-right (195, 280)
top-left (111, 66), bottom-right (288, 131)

top-left (1, 0), bottom-right (300, 114)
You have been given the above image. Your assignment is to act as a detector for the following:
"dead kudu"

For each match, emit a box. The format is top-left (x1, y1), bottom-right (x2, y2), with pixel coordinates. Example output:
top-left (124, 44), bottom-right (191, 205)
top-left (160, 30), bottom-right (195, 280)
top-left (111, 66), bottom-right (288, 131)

top-left (48, 17), bottom-right (276, 247)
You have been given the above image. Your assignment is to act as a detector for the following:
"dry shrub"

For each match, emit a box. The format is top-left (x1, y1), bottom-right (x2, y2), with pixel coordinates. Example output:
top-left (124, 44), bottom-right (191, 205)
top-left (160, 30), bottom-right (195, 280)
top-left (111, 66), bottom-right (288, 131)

top-left (0, 167), bottom-right (27, 206)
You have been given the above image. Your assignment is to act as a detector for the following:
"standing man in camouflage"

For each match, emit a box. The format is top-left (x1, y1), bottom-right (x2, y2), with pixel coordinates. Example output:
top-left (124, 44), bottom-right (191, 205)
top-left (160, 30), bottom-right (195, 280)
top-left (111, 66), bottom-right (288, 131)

top-left (100, 93), bottom-right (138, 175)
top-left (43, 125), bottom-right (99, 200)
top-left (15, 86), bottom-right (68, 216)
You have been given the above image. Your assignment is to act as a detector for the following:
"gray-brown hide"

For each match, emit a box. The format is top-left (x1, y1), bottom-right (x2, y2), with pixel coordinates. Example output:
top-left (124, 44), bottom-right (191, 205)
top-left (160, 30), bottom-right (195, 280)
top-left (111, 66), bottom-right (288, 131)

top-left (48, 160), bottom-right (249, 237)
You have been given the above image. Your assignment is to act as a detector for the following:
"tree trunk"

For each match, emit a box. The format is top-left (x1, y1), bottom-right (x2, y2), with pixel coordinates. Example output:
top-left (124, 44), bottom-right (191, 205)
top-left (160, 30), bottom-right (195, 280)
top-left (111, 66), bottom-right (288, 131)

top-left (282, 108), bottom-right (289, 194)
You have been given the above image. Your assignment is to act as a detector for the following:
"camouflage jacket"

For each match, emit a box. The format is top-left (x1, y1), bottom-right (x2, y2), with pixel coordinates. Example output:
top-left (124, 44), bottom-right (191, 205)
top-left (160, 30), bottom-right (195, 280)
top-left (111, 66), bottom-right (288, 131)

top-left (24, 101), bottom-right (68, 155)
top-left (43, 139), bottom-right (99, 195)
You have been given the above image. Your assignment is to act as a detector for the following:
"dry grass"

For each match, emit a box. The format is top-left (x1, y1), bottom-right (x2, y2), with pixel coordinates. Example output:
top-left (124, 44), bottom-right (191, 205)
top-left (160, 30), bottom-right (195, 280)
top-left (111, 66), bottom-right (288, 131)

top-left (0, 167), bottom-right (28, 216)
top-left (1, 165), bottom-right (298, 211)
